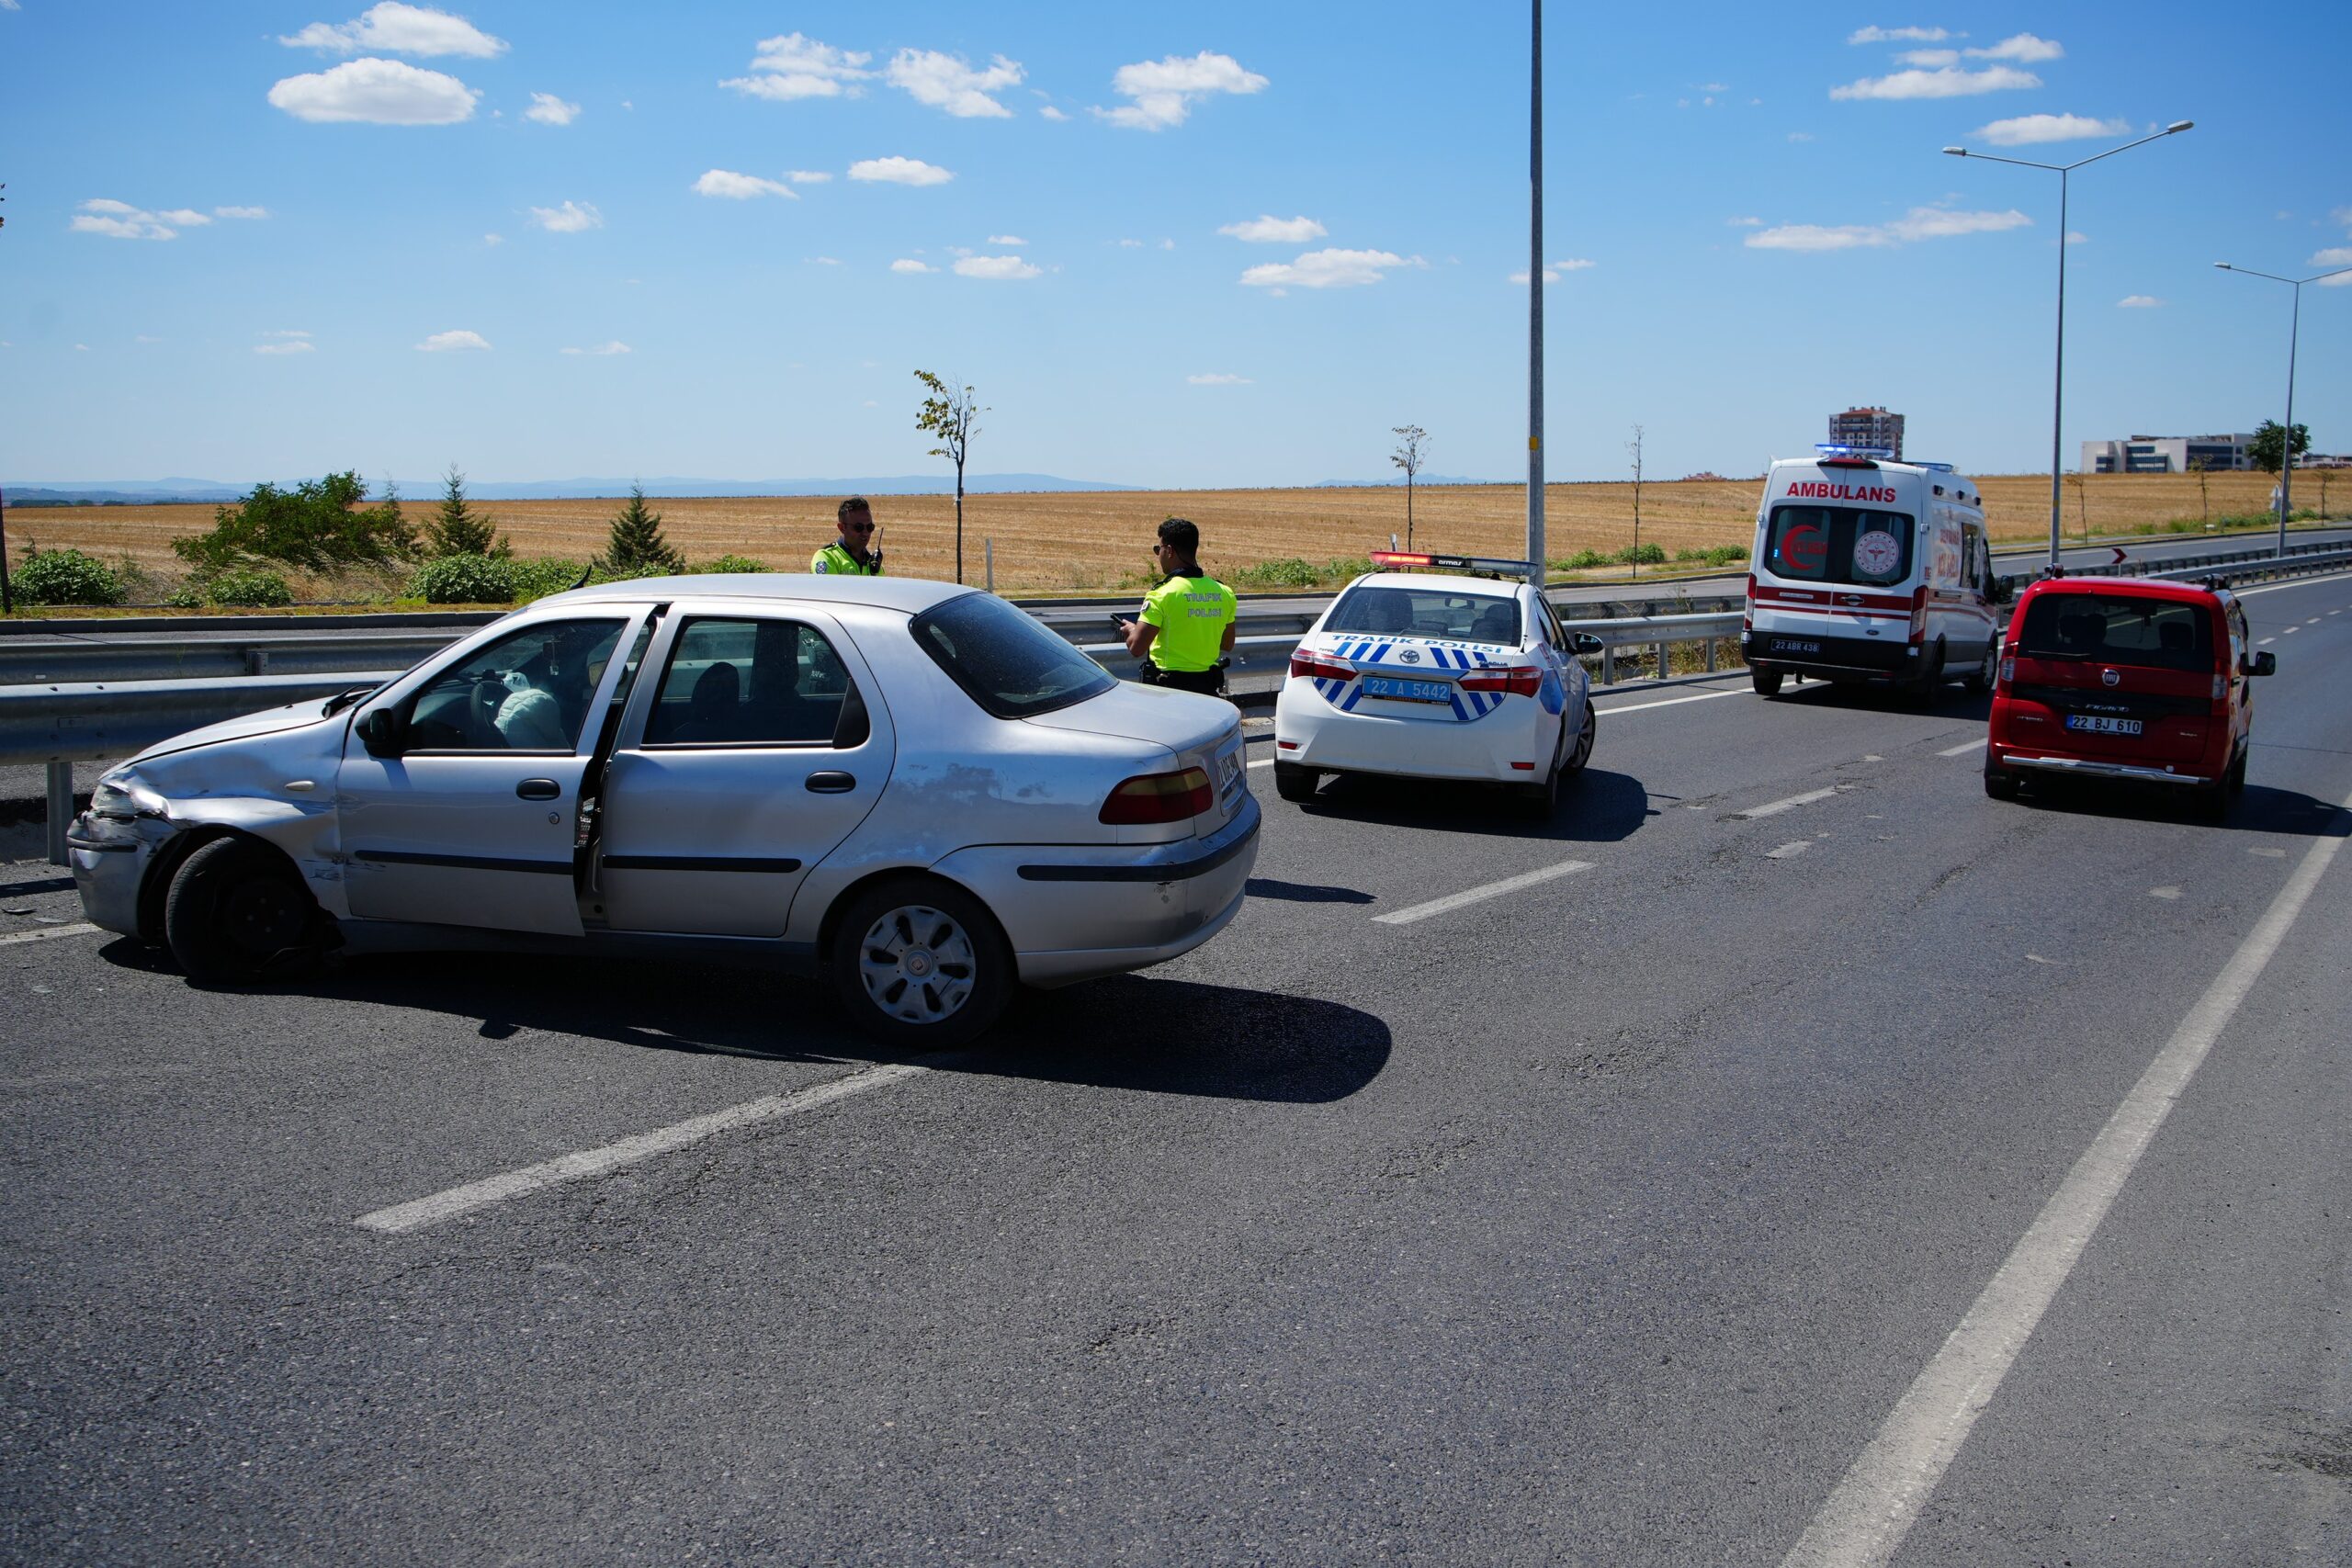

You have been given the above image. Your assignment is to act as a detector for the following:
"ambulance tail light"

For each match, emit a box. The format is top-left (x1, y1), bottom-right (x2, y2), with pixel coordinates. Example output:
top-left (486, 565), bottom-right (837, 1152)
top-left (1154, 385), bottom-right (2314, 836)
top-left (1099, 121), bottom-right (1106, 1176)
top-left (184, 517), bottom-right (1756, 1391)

top-left (1744, 573), bottom-right (1756, 632)
top-left (1907, 584), bottom-right (1929, 644)
top-left (1288, 648), bottom-right (1358, 682)
top-left (1459, 664), bottom-right (1544, 698)
top-left (1100, 767), bottom-right (1214, 825)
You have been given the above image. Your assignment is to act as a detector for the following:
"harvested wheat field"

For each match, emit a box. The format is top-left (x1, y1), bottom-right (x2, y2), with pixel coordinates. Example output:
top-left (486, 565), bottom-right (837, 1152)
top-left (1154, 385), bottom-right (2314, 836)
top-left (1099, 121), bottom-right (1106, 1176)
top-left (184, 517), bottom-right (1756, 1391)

top-left (10, 468), bottom-right (2318, 597)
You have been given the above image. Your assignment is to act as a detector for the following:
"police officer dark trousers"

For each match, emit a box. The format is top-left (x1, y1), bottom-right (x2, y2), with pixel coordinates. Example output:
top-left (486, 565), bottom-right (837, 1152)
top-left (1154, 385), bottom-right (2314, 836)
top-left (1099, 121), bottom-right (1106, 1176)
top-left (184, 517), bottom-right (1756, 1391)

top-left (1122, 517), bottom-right (1238, 695)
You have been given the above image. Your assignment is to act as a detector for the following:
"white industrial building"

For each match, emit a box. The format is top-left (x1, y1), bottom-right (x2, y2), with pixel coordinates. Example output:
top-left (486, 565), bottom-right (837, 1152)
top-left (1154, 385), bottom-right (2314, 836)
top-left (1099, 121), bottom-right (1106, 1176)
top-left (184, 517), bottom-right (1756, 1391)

top-left (2080, 434), bottom-right (2256, 474)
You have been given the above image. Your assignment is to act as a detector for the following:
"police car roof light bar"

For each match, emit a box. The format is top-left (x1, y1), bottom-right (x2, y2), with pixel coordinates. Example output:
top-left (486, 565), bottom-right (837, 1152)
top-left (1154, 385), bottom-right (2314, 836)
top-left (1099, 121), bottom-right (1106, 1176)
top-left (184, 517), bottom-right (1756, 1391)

top-left (1370, 549), bottom-right (1539, 579)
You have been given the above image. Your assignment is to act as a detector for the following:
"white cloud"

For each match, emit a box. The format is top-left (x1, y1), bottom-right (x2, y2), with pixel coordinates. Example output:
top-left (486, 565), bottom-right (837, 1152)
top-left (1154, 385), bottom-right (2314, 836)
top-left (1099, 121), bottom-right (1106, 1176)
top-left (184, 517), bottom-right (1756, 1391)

top-left (415, 329), bottom-right (490, 351)
top-left (1116, 238), bottom-right (1145, 248)
top-left (268, 57), bottom-right (480, 123)
top-left (155, 209), bottom-right (212, 227)
top-left (1187, 373), bottom-right (1252, 385)
top-left (280, 3), bottom-right (505, 57)
top-left (1969, 112), bottom-right (2127, 146)
top-left (561, 341), bottom-right (631, 355)
top-left (135, 334), bottom-right (164, 344)
top-left (483, 232), bottom-right (503, 245)
top-left (2312, 246), bottom-right (2352, 265)
top-left (529, 200), bottom-right (603, 232)
top-left (1219, 214), bottom-right (1326, 244)
top-left (723, 33), bottom-right (872, 101)
top-left (525, 93), bottom-right (581, 126)
top-left (954, 254), bottom-right (1041, 279)
top-left (889, 258), bottom-right (936, 274)
top-left (2117, 296), bottom-right (2162, 308)
top-left (264, 329), bottom-right (311, 338)
top-left (1097, 51), bottom-right (1267, 130)
top-left (74, 344), bottom-right (92, 352)
top-left (1160, 238), bottom-right (1176, 251)
top-left (888, 49), bottom-right (1023, 118)
top-left (254, 337), bottom-right (317, 355)
top-left (848, 156), bottom-right (953, 186)
top-left (2067, 231), bottom-right (2088, 244)
top-left (1788, 130), bottom-right (1815, 141)
top-left (1510, 257), bottom-right (1598, 284)
top-left (693, 169), bottom-right (797, 200)
top-left (1896, 49), bottom-right (1960, 66)
top-left (70, 199), bottom-right (182, 240)
top-left (1747, 206), bottom-right (2030, 251)
top-left (216, 206), bottom-right (270, 220)
top-left (1726, 216), bottom-right (1764, 227)
top-left (1830, 64), bottom-right (2040, 100)
top-left (1968, 33), bottom-right (2062, 62)
top-left (988, 233), bottom-right (1028, 246)
top-left (786, 170), bottom-right (831, 184)
top-left (1038, 104), bottom-right (1069, 122)
top-left (806, 256), bottom-right (842, 265)
top-left (1847, 26), bottom-right (1952, 43)
top-left (1240, 247), bottom-right (1420, 289)
top-left (0, 2), bottom-right (19, 12)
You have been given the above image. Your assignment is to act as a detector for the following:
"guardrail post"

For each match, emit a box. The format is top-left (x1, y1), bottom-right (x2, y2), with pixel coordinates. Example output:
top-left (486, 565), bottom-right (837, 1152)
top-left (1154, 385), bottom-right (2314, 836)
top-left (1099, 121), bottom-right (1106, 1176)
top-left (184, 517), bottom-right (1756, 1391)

top-left (1655, 639), bottom-right (1669, 680)
top-left (45, 761), bottom-right (73, 867)
top-left (1704, 637), bottom-right (1717, 673)
top-left (246, 648), bottom-right (268, 675)
top-left (1601, 646), bottom-right (1616, 684)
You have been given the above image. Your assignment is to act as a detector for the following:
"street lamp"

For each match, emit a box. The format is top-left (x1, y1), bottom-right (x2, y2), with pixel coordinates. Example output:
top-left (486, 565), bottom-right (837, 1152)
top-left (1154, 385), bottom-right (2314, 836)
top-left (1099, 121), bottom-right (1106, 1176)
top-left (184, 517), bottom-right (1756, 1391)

top-left (2214, 260), bottom-right (2352, 554)
top-left (1944, 120), bottom-right (2194, 571)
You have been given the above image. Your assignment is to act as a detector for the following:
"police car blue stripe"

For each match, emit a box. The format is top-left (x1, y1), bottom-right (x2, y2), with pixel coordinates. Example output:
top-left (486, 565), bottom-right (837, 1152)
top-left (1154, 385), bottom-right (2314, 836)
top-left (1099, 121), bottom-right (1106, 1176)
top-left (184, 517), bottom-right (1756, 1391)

top-left (1339, 683), bottom-right (1367, 713)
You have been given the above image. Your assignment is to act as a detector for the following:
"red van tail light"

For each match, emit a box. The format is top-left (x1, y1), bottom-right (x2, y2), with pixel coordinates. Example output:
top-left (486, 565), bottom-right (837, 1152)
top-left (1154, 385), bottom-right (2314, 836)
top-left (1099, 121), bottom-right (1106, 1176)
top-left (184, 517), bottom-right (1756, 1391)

top-left (1100, 767), bottom-right (1213, 825)
top-left (1907, 583), bottom-right (1929, 644)
top-left (1289, 648), bottom-right (1358, 682)
top-left (1459, 664), bottom-right (1544, 698)
top-left (2211, 672), bottom-right (2226, 706)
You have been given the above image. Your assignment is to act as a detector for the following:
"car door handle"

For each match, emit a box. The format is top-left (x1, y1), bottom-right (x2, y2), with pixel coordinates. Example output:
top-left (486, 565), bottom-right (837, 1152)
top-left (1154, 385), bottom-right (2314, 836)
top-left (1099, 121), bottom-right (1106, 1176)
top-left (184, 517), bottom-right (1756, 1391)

top-left (515, 778), bottom-right (562, 801)
top-left (806, 771), bottom-right (856, 794)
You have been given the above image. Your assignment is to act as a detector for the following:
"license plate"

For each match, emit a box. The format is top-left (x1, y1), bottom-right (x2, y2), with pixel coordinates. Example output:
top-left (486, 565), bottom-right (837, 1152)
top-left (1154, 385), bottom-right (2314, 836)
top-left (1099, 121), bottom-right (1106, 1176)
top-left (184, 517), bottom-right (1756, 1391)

top-left (1217, 750), bottom-right (1241, 790)
top-left (2064, 715), bottom-right (2143, 736)
top-left (1362, 675), bottom-right (1452, 703)
top-left (1769, 638), bottom-right (1822, 656)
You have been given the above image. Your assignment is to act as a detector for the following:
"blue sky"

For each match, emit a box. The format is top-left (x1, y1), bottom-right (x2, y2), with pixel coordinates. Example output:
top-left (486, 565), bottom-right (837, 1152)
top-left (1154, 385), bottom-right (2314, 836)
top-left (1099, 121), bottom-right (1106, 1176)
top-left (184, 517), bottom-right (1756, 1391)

top-left (4, 1), bottom-right (2347, 489)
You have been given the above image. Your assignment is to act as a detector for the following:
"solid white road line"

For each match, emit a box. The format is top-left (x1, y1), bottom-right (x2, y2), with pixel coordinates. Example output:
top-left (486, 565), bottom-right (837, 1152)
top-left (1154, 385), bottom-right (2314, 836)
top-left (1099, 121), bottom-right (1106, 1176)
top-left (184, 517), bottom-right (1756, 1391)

top-left (2234, 568), bottom-right (2352, 598)
top-left (1372, 858), bottom-right (1594, 925)
top-left (356, 1062), bottom-right (934, 1235)
top-left (1781, 785), bottom-right (2352, 1568)
top-left (1248, 758), bottom-right (1275, 770)
top-left (1937, 739), bottom-right (1987, 757)
top-left (0, 923), bottom-right (102, 947)
top-left (1731, 784), bottom-right (1844, 820)
top-left (1595, 685), bottom-right (1752, 716)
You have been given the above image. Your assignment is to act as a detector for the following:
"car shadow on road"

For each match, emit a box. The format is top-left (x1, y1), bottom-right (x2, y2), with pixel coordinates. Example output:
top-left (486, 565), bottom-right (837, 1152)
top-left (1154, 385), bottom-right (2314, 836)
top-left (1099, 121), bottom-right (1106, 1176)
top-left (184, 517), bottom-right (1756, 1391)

top-left (97, 945), bottom-right (1392, 1105)
top-left (2002, 778), bottom-right (2351, 839)
top-left (1766, 680), bottom-right (1996, 721)
top-left (1294, 764), bottom-right (1653, 843)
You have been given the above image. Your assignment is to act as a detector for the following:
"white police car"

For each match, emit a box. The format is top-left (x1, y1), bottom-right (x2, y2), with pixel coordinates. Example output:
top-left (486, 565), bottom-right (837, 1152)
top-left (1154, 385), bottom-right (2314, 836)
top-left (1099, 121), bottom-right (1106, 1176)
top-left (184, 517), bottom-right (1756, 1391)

top-left (1272, 553), bottom-right (1601, 814)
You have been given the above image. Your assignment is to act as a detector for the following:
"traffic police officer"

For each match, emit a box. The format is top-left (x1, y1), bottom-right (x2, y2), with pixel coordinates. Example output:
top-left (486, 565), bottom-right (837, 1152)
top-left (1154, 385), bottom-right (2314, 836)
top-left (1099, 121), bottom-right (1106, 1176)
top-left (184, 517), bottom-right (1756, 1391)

top-left (1121, 517), bottom-right (1238, 694)
top-left (811, 497), bottom-right (883, 576)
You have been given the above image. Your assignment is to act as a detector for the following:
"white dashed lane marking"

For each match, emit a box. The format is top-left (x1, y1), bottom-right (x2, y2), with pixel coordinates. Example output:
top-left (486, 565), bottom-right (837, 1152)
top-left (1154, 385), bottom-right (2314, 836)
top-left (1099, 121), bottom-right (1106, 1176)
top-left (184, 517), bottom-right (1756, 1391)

top-left (1372, 858), bottom-right (1594, 926)
top-left (1766, 841), bottom-right (1811, 859)
top-left (1730, 784), bottom-right (1846, 820)
top-left (1938, 739), bottom-right (1987, 757)
top-left (0, 923), bottom-right (102, 947)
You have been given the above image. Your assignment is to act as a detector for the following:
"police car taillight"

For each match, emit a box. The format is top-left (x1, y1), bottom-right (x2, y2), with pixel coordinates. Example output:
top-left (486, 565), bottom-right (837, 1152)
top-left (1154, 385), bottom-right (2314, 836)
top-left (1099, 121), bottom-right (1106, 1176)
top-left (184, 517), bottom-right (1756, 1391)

top-left (1289, 648), bottom-right (1358, 682)
top-left (1100, 767), bottom-right (1214, 825)
top-left (1458, 664), bottom-right (1544, 698)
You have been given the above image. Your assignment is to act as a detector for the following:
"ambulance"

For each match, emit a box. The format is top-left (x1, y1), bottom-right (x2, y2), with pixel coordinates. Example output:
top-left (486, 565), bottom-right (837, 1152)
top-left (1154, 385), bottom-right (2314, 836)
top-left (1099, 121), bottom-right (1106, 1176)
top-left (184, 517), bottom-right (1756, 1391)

top-left (1741, 447), bottom-right (2007, 696)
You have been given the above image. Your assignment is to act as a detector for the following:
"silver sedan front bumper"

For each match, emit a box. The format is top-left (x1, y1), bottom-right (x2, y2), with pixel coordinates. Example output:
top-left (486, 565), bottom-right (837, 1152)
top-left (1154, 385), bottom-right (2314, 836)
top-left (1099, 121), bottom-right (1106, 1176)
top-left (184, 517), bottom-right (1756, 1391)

top-left (66, 812), bottom-right (175, 938)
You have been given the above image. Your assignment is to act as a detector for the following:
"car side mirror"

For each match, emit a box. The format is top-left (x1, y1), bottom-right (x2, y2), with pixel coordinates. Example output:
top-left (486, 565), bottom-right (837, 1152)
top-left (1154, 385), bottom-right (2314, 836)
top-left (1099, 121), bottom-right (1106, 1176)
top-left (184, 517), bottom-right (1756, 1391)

top-left (1571, 633), bottom-right (1606, 657)
top-left (2250, 650), bottom-right (2277, 677)
top-left (358, 707), bottom-right (408, 756)
top-left (1990, 578), bottom-right (2014, 605)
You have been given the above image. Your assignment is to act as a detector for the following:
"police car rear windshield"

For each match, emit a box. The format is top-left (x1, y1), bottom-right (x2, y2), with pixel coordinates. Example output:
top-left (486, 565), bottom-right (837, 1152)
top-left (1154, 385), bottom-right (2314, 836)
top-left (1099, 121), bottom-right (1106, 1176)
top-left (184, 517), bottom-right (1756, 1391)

top-left (1764, 506), bottom-right (1915, 588)
top-left (910, 591), bottom-right (1115, 719)
top-left (1328, 586), bottom-right (1520, 647)
top-left (2017, 593), bottom-right (2212, 674)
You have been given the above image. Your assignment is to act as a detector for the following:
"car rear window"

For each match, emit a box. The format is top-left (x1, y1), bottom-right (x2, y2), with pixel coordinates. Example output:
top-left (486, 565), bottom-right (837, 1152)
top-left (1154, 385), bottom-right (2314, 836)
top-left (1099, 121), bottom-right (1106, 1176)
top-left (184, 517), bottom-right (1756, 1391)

top-left (911, 592), bottom-right (1115, 719)
top-left (1764, 506), bottom-right (1915, 587)
top-left (1327, 586), bottom-right (1520, 646)
top-left (2017, 593), bottom-right (2213, 673)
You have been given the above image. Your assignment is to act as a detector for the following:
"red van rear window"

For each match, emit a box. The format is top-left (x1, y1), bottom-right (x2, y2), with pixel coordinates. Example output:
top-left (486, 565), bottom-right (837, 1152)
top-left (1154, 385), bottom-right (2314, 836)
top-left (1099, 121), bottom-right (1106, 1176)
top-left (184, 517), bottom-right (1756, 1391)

top-left (2017, 593), bottom-right (2211, 673)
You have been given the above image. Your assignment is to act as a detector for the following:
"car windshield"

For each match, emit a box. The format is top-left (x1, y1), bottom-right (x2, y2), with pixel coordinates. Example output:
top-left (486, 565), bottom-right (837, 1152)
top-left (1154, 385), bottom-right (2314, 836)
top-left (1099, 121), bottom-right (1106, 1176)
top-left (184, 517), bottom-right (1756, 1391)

top-left (911, 592), bottom-right (1115, 719)
top-left (1764, 506), bottom-right (1915, 587)
top-left (2017, 593), bottom-right (2213, 673)
top-left (1327, 586), bottom-right (1520, 646)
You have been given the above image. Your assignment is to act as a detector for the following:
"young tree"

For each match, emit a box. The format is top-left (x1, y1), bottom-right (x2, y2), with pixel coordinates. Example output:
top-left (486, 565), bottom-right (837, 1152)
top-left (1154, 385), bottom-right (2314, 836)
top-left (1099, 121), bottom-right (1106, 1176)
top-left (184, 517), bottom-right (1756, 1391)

top-left (1625, 423), bottom-right (1645, 581)
top-left (914, 370), bottom-right (984, 584)
top-left (1390, 424), bottom-right (1429, 550)
top-left (2069, 470), bottom-right (2090, 542)
top-left (2188, 456), bottom-right (2211, 523)
top-left (172, 470), bottom-right (413, 575)
top-left (421, 466), bottom-right (509, 558)
top-left (597, 484), bottom-right (684, 575)
top-left (2245, 420), bottom-right (2311, 475)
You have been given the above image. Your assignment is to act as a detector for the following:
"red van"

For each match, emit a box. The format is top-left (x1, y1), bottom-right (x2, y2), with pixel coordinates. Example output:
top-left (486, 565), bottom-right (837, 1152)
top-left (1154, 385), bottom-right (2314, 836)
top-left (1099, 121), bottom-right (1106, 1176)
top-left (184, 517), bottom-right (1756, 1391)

top-left (1984, 575), bottom-right (2275, 820)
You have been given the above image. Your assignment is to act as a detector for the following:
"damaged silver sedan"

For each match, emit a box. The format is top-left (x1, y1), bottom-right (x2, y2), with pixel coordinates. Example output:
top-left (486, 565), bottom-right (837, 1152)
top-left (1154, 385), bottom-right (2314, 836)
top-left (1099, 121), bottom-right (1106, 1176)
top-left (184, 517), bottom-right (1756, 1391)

top-left (70, 575), bottom-right (1258, 1044)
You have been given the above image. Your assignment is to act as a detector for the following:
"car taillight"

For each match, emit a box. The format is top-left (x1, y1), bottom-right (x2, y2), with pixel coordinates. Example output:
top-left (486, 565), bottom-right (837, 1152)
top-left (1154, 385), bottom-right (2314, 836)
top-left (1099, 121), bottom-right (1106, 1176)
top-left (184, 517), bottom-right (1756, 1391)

top-left (1289, 648), bottom-right (1357, 682)
top-left (1999, 657), bottom-right (2015, 685)
top-left (1100, 767), bottom-right (1214, 825)
top-left (1907, 583), bottom-right (1928, 644)
top-left (1459, 664), bottom-right (1544, 698)
top-left (2212, 673), bottom-right (2225, 705)
top-left (1744, 573), bottom-right (1756, 632)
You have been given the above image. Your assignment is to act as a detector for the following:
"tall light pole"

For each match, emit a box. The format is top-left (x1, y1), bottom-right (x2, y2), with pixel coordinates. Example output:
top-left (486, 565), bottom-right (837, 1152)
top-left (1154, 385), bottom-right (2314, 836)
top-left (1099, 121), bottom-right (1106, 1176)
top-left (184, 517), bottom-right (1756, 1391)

top-left (1944, 121), bottom-right (2193, 572)
top-left (1525, 0), bottom-right (1544, 585)
top-left (2214, 260), bottom-right (2352, 554)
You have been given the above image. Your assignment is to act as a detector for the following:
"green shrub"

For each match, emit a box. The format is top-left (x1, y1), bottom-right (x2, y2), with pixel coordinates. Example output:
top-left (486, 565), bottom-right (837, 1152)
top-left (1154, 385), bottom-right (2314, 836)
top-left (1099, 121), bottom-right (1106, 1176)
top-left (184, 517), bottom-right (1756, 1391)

top-left (409, 554), bottom-right (516, 604)
top-left (1615, 542), bottom-right (1668, 566)
top-left (1562, 548), bottom-right (1608, 570)
top-left (698, 554), bottom-right (768, 575)
top-left (9, 547), bottom-right (128, 606)
top-left (506, 558), bottom-right (592, 603)
top-left (206, 567), bottom-right (296, 607)
top-left (173, 471), bottom-right (413, 576)
top-left (1232, 556), bottom-right (1322, 590)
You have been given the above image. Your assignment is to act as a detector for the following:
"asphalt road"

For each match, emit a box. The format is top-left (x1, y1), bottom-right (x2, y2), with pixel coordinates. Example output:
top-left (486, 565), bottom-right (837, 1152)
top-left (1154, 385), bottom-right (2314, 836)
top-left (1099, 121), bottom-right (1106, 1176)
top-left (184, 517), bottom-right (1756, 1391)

top-left (5, 569), bottom-right (2350, 1564)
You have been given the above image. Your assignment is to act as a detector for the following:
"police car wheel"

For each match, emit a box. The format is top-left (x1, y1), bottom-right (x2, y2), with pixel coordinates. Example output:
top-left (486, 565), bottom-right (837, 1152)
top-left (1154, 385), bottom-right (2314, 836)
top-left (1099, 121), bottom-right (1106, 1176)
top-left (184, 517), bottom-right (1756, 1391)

top-left (164, 836), bottom-right (321, 984)
top-left (1750, 668), bottom-right (1784, 697)
top-left (830, 877), bottom-right (1011, 1048)
top-left (1563, 700), bottom-right (1597, 775)
top-left (1272, 761), bottom-right (1320, 802)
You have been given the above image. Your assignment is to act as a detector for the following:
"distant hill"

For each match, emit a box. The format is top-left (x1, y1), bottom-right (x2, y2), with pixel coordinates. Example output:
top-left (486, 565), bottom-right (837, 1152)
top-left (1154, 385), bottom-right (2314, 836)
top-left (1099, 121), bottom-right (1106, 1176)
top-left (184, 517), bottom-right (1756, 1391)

top-left (3, 473), bottom-right (1140, 504)
top-left (1309, 474), bottom-right (1495, 489)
